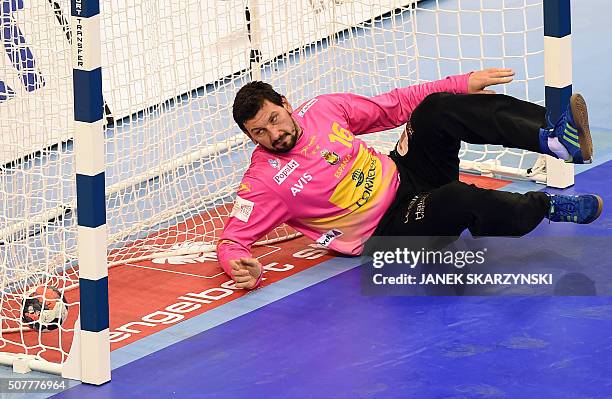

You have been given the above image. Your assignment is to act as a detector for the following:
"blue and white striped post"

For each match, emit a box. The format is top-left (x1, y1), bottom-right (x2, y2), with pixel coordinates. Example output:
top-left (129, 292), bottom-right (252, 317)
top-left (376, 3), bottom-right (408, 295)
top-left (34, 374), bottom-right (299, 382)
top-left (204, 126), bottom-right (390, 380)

top-left (544, 0), bottom-right (574, 188)
top-left (71, 0), bottom-right (111, 385)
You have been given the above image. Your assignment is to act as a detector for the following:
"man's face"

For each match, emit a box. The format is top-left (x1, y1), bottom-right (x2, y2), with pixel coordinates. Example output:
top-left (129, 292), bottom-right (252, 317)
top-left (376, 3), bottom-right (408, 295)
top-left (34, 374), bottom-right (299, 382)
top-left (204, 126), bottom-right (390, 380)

top-left (243, 98), bottom-right (301, 153)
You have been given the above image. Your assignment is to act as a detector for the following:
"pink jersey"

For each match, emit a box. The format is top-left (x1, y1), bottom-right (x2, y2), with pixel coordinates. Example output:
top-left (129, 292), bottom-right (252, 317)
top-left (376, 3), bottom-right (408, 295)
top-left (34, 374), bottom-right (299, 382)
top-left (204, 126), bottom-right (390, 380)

top-left (218, 74), bottom-right (471, 284)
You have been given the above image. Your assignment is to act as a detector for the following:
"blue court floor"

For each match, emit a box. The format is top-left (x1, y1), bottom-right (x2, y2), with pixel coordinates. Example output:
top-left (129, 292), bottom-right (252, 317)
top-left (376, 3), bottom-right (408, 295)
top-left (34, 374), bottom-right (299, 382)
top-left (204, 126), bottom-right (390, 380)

top-left (5, 1), bottom-right (612, 398)
top-left (49, 160), bottom-right (612, 399)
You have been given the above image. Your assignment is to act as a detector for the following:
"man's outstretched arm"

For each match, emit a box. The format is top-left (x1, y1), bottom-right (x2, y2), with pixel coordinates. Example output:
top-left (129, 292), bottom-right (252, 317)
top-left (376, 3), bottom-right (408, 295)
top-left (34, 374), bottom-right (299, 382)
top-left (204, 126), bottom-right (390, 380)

top-left (338, 68), bottom-right (514, 134)
top-left (217, 182), bottom-right (291, 289)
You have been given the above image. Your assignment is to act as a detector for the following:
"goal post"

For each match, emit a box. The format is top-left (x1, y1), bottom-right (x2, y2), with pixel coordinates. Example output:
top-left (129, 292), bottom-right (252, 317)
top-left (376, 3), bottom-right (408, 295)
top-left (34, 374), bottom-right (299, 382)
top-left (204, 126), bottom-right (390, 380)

top-left (543, 0), bottom-right (574, 188)
top-left (70, 0), bottom-right (111, 385)
top-left (0, 0), bottom-right (574, 382)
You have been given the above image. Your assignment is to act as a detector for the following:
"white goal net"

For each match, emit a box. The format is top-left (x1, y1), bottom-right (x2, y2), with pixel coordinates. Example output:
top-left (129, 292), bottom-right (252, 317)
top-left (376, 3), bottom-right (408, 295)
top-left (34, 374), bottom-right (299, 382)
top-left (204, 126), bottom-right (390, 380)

top-left (0, 0), bottom-right (547, 375)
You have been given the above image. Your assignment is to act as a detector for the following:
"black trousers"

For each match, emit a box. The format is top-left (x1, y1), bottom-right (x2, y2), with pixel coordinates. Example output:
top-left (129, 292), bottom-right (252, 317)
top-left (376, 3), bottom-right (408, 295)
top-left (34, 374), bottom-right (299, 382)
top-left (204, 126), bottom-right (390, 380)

top-left (375, 92), bottom-right (551, 238)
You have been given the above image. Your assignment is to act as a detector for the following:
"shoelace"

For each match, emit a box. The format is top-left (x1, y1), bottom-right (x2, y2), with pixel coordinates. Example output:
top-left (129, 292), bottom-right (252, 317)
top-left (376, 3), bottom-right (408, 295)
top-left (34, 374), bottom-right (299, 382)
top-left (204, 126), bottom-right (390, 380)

top-left (545, 110), bottom-right (569, 138)
top-left (550, 197), bottom-right (578, 220)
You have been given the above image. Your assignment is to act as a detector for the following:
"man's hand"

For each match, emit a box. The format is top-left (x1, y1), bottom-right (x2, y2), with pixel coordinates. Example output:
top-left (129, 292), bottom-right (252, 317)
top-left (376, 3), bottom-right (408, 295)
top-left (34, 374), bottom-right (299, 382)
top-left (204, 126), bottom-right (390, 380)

top-left (468, 68), bottom-right (514, 94)
top-left (230, 257), bottom-right (263, 289)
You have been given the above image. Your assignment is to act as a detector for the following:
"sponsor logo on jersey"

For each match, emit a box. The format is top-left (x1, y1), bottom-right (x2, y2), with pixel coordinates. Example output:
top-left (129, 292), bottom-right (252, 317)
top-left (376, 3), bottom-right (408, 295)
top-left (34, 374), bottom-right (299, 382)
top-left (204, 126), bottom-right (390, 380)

top-left (328, 144), bottom-right (382, 212)
top-left (355, 160), bottom-right (377, 208)
top-left (351, 169), bottom-right (364, 187)
top-left (321, 150), bottom-right (340, 165)
top-left (274, 159), bottom-right (299, 185)
top-left (316, 229), bottom-right (343, 247)
top-left (268, 158), bottom-right (281, 169)
top-left (404, 193), bottom-right (429, 223)
top-left (297, 98), bottom-right (318, 117)
top-left (291, 172), bottom-right (313, 196)
top-left (230, 196), bottom-right (254, 222)
top-left (334, 154), bottom-right (353, 178)
top-left (237, 182), bottom-right (251, 193)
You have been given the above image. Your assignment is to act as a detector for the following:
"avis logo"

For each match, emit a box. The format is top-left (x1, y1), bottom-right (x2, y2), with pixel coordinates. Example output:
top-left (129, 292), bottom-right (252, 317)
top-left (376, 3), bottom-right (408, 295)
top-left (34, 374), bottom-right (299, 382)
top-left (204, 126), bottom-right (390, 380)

top-left (1, 0), bottom-right (46, 102)
top-left (290, 172), bottom-right (312, 196)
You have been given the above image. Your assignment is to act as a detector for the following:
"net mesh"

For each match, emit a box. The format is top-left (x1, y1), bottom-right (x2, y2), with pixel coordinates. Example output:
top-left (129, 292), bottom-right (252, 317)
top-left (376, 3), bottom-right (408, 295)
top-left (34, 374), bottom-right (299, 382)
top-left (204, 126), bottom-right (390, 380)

top-left (0, 0), bottom-right (544, 366)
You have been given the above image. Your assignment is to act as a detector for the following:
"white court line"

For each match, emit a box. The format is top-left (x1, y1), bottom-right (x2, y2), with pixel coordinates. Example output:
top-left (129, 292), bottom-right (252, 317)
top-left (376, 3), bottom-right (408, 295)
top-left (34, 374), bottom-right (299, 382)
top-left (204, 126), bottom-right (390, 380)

top-left (255, 245), bottom-right (282, 259)
top-left (121, 244), bottom-right (283, 279)
top-left (121, 263), bottom-right (225, 279)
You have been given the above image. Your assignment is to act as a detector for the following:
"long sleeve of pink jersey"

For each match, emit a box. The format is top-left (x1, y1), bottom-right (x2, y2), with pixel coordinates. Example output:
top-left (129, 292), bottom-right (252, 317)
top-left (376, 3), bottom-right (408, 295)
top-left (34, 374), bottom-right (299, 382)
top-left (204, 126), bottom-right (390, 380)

top-left (217, 179), bottom-right (291, 285)
top-left (339, 73), bottom-right (471, 134)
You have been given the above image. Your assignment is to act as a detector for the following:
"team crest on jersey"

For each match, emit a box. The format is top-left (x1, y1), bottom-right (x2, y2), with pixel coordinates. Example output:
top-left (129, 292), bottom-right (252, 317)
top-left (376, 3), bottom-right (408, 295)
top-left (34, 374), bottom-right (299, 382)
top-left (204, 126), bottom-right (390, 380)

top-left (321, 150), bottom-right (340, 165)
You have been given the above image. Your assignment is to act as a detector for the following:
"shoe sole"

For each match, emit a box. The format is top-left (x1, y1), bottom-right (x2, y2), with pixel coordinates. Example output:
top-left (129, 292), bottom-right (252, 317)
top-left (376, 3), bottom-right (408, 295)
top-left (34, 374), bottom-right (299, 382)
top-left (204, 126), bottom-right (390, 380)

top-left (570, 93), bottom-right (593, 163)
top-left (584, 194), bottom-right (604, 224)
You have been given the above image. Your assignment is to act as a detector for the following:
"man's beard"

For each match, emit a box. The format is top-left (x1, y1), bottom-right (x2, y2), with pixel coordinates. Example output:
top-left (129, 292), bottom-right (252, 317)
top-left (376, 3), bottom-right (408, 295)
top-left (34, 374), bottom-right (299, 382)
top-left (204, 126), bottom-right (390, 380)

top-left (271, 119), bottom-right (300, 153)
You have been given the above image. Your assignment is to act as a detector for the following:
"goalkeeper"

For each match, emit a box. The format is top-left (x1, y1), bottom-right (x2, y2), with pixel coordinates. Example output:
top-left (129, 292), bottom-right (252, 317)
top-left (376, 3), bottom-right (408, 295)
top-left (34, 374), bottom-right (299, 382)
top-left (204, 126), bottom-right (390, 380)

top-left (218, 68), bottom-right (603, 289)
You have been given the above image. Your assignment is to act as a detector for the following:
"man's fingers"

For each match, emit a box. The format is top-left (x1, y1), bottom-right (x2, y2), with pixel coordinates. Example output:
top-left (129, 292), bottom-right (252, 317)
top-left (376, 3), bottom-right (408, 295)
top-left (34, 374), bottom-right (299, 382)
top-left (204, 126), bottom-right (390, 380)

top-left (485, 67), bottom-right (513, 75)
top-left (240, 257), bottom-right (261, 267)
top-left (492, 75), bottom-right (514, 83)
top-left (235, 280), bottom-right (255, 289)
top-left (492, 69), bottom-right (514, 76)
top-left (233, 275), bottom-right (252, 283)
top-left (482, 76), bottom-right (513, 87)
top-left (233, 269), bottom-right (250, 277)
top-left (229, 258), bottom-right (261, 287)
top-left (494, 76), bottom-right (514, 83)
top-left (231, 258), bottom-right (258, 270)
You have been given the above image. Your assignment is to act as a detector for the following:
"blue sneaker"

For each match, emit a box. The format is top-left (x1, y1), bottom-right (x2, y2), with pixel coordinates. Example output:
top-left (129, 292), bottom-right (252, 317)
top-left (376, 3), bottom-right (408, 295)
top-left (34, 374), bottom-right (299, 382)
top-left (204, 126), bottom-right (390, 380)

top-left (546, 194), bottom-right (603, 224)
top-left (547, 93), bottom-right (593, 164)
